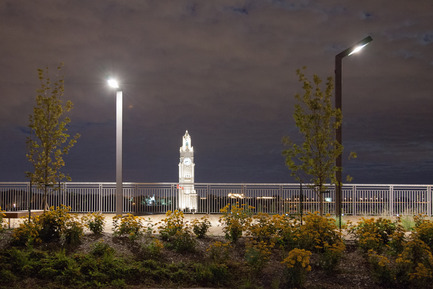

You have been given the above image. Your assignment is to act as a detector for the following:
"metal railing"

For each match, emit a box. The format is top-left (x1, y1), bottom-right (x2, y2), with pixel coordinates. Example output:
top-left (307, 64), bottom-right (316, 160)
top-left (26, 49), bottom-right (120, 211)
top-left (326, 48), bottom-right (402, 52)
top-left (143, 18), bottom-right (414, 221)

top-left (0, 182), bottom-right (432, 216)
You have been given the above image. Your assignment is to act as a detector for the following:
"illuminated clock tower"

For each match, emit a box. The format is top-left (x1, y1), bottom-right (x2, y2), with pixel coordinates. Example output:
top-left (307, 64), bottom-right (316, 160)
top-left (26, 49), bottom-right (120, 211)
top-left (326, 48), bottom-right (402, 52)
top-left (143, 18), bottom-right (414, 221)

top-left (178, 130), bottom-right (198, 211)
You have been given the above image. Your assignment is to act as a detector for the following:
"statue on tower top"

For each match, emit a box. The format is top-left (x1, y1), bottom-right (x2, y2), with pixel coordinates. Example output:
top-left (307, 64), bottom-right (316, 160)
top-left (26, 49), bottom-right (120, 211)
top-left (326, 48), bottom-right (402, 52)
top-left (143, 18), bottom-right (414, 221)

top-left (181, 130), bottom-right (193, 152)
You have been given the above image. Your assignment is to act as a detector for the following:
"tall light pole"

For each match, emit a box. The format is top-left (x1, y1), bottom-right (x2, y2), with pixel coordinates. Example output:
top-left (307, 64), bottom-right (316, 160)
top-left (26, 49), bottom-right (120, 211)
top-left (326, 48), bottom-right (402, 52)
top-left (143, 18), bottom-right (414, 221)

top-left (335, 36), bottom-right (372, 229)
top-left (107, 78), bottom-right (123, 215)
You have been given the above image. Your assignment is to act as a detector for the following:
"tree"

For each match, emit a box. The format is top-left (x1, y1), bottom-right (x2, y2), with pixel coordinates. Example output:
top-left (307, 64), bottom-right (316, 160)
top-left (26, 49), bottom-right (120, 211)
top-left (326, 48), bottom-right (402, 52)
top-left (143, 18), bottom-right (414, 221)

top-left (282, 67), bottom-right (342, 216)
top-left (26, 64), bottom-right (80, 211)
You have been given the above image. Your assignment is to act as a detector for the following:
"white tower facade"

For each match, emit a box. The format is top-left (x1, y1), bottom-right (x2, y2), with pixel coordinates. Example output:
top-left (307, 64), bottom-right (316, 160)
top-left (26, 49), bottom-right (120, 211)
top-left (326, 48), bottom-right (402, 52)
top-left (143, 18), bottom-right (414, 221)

top-left (178, 130), bottom-right (198, 211)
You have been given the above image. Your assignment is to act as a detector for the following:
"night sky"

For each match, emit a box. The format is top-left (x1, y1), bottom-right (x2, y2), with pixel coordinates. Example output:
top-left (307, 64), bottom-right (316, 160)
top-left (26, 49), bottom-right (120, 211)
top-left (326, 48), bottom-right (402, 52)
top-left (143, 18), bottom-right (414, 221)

top-left (0, 1), bottom-right (432, 185)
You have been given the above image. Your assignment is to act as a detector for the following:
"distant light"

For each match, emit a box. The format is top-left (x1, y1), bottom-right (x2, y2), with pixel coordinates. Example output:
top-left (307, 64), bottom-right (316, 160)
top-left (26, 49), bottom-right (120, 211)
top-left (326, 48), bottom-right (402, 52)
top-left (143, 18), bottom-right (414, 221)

top-left (107, 78), bottom-right (119, 89)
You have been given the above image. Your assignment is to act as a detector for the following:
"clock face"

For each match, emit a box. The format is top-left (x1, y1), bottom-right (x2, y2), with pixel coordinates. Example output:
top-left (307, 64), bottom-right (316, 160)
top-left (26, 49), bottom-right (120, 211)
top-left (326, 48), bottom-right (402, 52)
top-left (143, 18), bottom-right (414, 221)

top-left (183, 157), bottom-right (192, 165)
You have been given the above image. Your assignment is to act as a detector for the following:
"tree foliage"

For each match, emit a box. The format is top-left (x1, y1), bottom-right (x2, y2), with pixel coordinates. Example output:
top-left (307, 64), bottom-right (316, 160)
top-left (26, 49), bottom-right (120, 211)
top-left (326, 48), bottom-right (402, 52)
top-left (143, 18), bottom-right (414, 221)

top-left (26, 64), bottom-right (80, 210)
top-left (282, 68), bottom-right (342, 215)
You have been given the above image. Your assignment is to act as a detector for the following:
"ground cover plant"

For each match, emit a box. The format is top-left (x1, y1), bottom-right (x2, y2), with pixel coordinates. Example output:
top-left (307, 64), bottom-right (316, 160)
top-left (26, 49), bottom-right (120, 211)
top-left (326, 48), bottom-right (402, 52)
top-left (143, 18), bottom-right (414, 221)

top-left (1, 207), bottom-right (433, 288)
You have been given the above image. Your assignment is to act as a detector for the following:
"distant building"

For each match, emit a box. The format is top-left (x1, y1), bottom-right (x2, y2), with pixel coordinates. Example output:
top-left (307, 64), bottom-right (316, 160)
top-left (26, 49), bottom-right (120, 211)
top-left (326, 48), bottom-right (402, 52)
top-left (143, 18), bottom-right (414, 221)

top-left (178, 130), bottom-right (198, 211)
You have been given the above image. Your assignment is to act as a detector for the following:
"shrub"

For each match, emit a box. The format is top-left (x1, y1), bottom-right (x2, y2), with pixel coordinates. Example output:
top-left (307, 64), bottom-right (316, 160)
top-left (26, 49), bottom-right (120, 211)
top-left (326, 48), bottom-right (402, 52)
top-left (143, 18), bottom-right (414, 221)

top-left (219, 202), bottom-right (254, 243)
top-left (191, 216), bottom-right (211, 238)
top-left (62, 219), bottom-right (84, 247)
top-left (413, 217), bottom-right (433, 250)
top-left (350, 217), bottom-right (398, 253)
top-left (81, 212), bottom-right (105, 235)
top-left (0, 206), bottom-right (5, 233)
top-left (165, 230), bottom-right (197, 253)
top-left (395, 239), bottom-right (433, 287)
top-left (319, 241), bottom-right (346, 272)
top-left (11, 217), bottom-right (42, 246)
top-left (298, 212), bottom-right (344, 254)
top-left (244, 240), bottom-right (273, 273)
top-left (367, 249), bottom-right (394, 286)
top-left (271, 213), bottom-right (299, 250)
top-left (91, 241), bottom-right (115, 258)
top-left (158, 210), bottom-right (187, 241)
top-left (112, 213), bottom-right (143, 241)
top-left (281, 248), bottom-right (312, 288)
top-left (246, 212), bottom-right (278, 243)
top-left (138, 238), bottom-right (164, 259)
top-left (207, 241), bottom-right (232, 264)
top-left (38, 205), bottom-right (74, 242)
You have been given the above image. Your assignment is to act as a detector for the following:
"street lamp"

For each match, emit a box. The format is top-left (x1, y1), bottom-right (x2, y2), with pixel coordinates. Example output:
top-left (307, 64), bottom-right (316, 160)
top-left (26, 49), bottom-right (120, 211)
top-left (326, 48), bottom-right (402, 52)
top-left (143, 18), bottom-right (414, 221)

top-left (335, 36), bottom-right (372, 229)
top-left (107, 78), bottom-right (123, 215)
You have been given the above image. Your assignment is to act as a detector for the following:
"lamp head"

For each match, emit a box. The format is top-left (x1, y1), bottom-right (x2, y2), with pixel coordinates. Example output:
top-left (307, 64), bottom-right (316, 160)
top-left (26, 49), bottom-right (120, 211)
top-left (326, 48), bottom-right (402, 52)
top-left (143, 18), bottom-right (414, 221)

top-left (107, 78), bottom-right (119, 89)
top-left (348, 36), bottom-right (373, 56)
top-left (337, 35), bottom-right (373, 58)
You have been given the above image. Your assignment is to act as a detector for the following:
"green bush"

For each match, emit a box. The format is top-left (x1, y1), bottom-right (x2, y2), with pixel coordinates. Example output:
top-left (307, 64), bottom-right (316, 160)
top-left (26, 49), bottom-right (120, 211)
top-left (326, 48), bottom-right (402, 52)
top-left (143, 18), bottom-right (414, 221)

top-left (244, 240), bottom-right (273, 273)
top-left (158, 210), bottom-right (187, 241)
top-left (81, 212), bottom-right (105, 235)
top-left (11, 217), bottom-right (42, 246)
top-left (0, 206), bottom-right (5, 233)
top-left (138, 238), bottom-right (164, 260)
top-left (90, 241), bottom-right (115, 258)
top-left (165, 230), bottom-right (197, 253)
top-left (192, 216), bottom-right (212, 238)
top-left (0, 268), bottom-right (17, 284)
top-left (207, 241), bottom-right (232, 264)
top-left (112, 213), bottom-right (144, 241)
top-left (367, 249), bottom-right (394, 286)
top-left (413, 216), bottom-right (433, 250)
top-left (350, 217), bottom-right (398, 253)
top-left (219, 202), bottom-right (254, 243)
top-left (281, 248), bottom-right (312, 288)
top-left (395, 239), bottom-right (433, 287)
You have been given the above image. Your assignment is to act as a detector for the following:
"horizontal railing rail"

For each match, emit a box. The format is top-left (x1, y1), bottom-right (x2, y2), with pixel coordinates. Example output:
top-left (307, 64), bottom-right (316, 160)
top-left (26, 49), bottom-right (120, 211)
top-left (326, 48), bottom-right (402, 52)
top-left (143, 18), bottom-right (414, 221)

top-left (0, 182), bottom-right (432, 216)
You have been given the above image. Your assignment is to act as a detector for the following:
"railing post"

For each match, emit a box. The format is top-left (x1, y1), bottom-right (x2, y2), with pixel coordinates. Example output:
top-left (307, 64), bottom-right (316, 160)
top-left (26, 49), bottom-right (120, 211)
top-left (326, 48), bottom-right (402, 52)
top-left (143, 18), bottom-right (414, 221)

top-left (352, 185), bottom-right (356, 216)
top-left (99, 183), bottom-right (103, 212)
top-left (427, 185), bottom-right (432, 217)
top-left (389, 185), bottom-right (394, 216)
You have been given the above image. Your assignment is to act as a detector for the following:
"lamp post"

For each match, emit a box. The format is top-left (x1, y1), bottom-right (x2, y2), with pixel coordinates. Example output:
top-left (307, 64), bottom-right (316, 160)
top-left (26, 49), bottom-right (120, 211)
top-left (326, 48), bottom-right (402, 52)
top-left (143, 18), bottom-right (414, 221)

top-left (335, 36), bottom-right (372, 229)
top-left (107, 78), bottom-right (123, 215)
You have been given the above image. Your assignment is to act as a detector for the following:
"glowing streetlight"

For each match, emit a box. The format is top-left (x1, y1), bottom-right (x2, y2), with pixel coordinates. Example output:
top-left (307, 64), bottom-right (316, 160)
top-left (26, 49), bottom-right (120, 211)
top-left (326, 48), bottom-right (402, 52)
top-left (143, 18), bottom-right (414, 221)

top-left (335, 36), bottom-right (373, 229)
top-left (107, 78), bottom-right (123, 215)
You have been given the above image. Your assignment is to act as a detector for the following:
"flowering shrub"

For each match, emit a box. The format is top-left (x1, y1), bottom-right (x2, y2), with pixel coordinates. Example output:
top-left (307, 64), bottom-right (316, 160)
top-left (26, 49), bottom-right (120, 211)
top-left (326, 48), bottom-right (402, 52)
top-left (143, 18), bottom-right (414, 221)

top-left (395, 239), bottom-right (433, 287)
top-left (62, 217), bottom-right (84, 246)
top-left (367, 249), bottom-right (393, 285)
top-left (246, 212), bottom-right (278, 243)
top-left (158, 210), bottom-right (187, 241)
top-left (191, 216), bottom-right (211, 239)
top-left (81, 212), bottom-right (105, 235)
top-left (0, 206), bottom-right (5, 232)
top-left (11, 217), bottom-right (42, 246)
top-left (112, 213), bottom-right (143, 241)
top-left (350, 217), bottom-right (398, 253)
top-left (281, 248), bottom-right (312, 288)
top-left (157, 210), bottom-right (196, 252)
top-left (207, 241), bottom-right (232, 264)
top-left (38, 205), bottom-right (75, 242)
top-left (272, 213), bottom-right (300, 249)
top-left (318, 241), bottom-right (346, 272)
top-left (298, 212), bottom-right (344, 253)
top-left (165, 229), bottom-right (196, 253)
top-left (219, 202), bottom-right (254, 243)
top-left (413, 216), bottom-right (433, 250)
top-left (12, 205), bottom-right (83, 246)
top-left (244, 239), bottom-right (274, 273)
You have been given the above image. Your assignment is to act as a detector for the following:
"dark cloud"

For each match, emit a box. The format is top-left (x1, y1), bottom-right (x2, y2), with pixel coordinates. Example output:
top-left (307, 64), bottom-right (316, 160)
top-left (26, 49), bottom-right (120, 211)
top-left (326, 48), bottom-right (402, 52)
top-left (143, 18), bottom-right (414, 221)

top-left (0, 0), bottom-right (432, 185)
